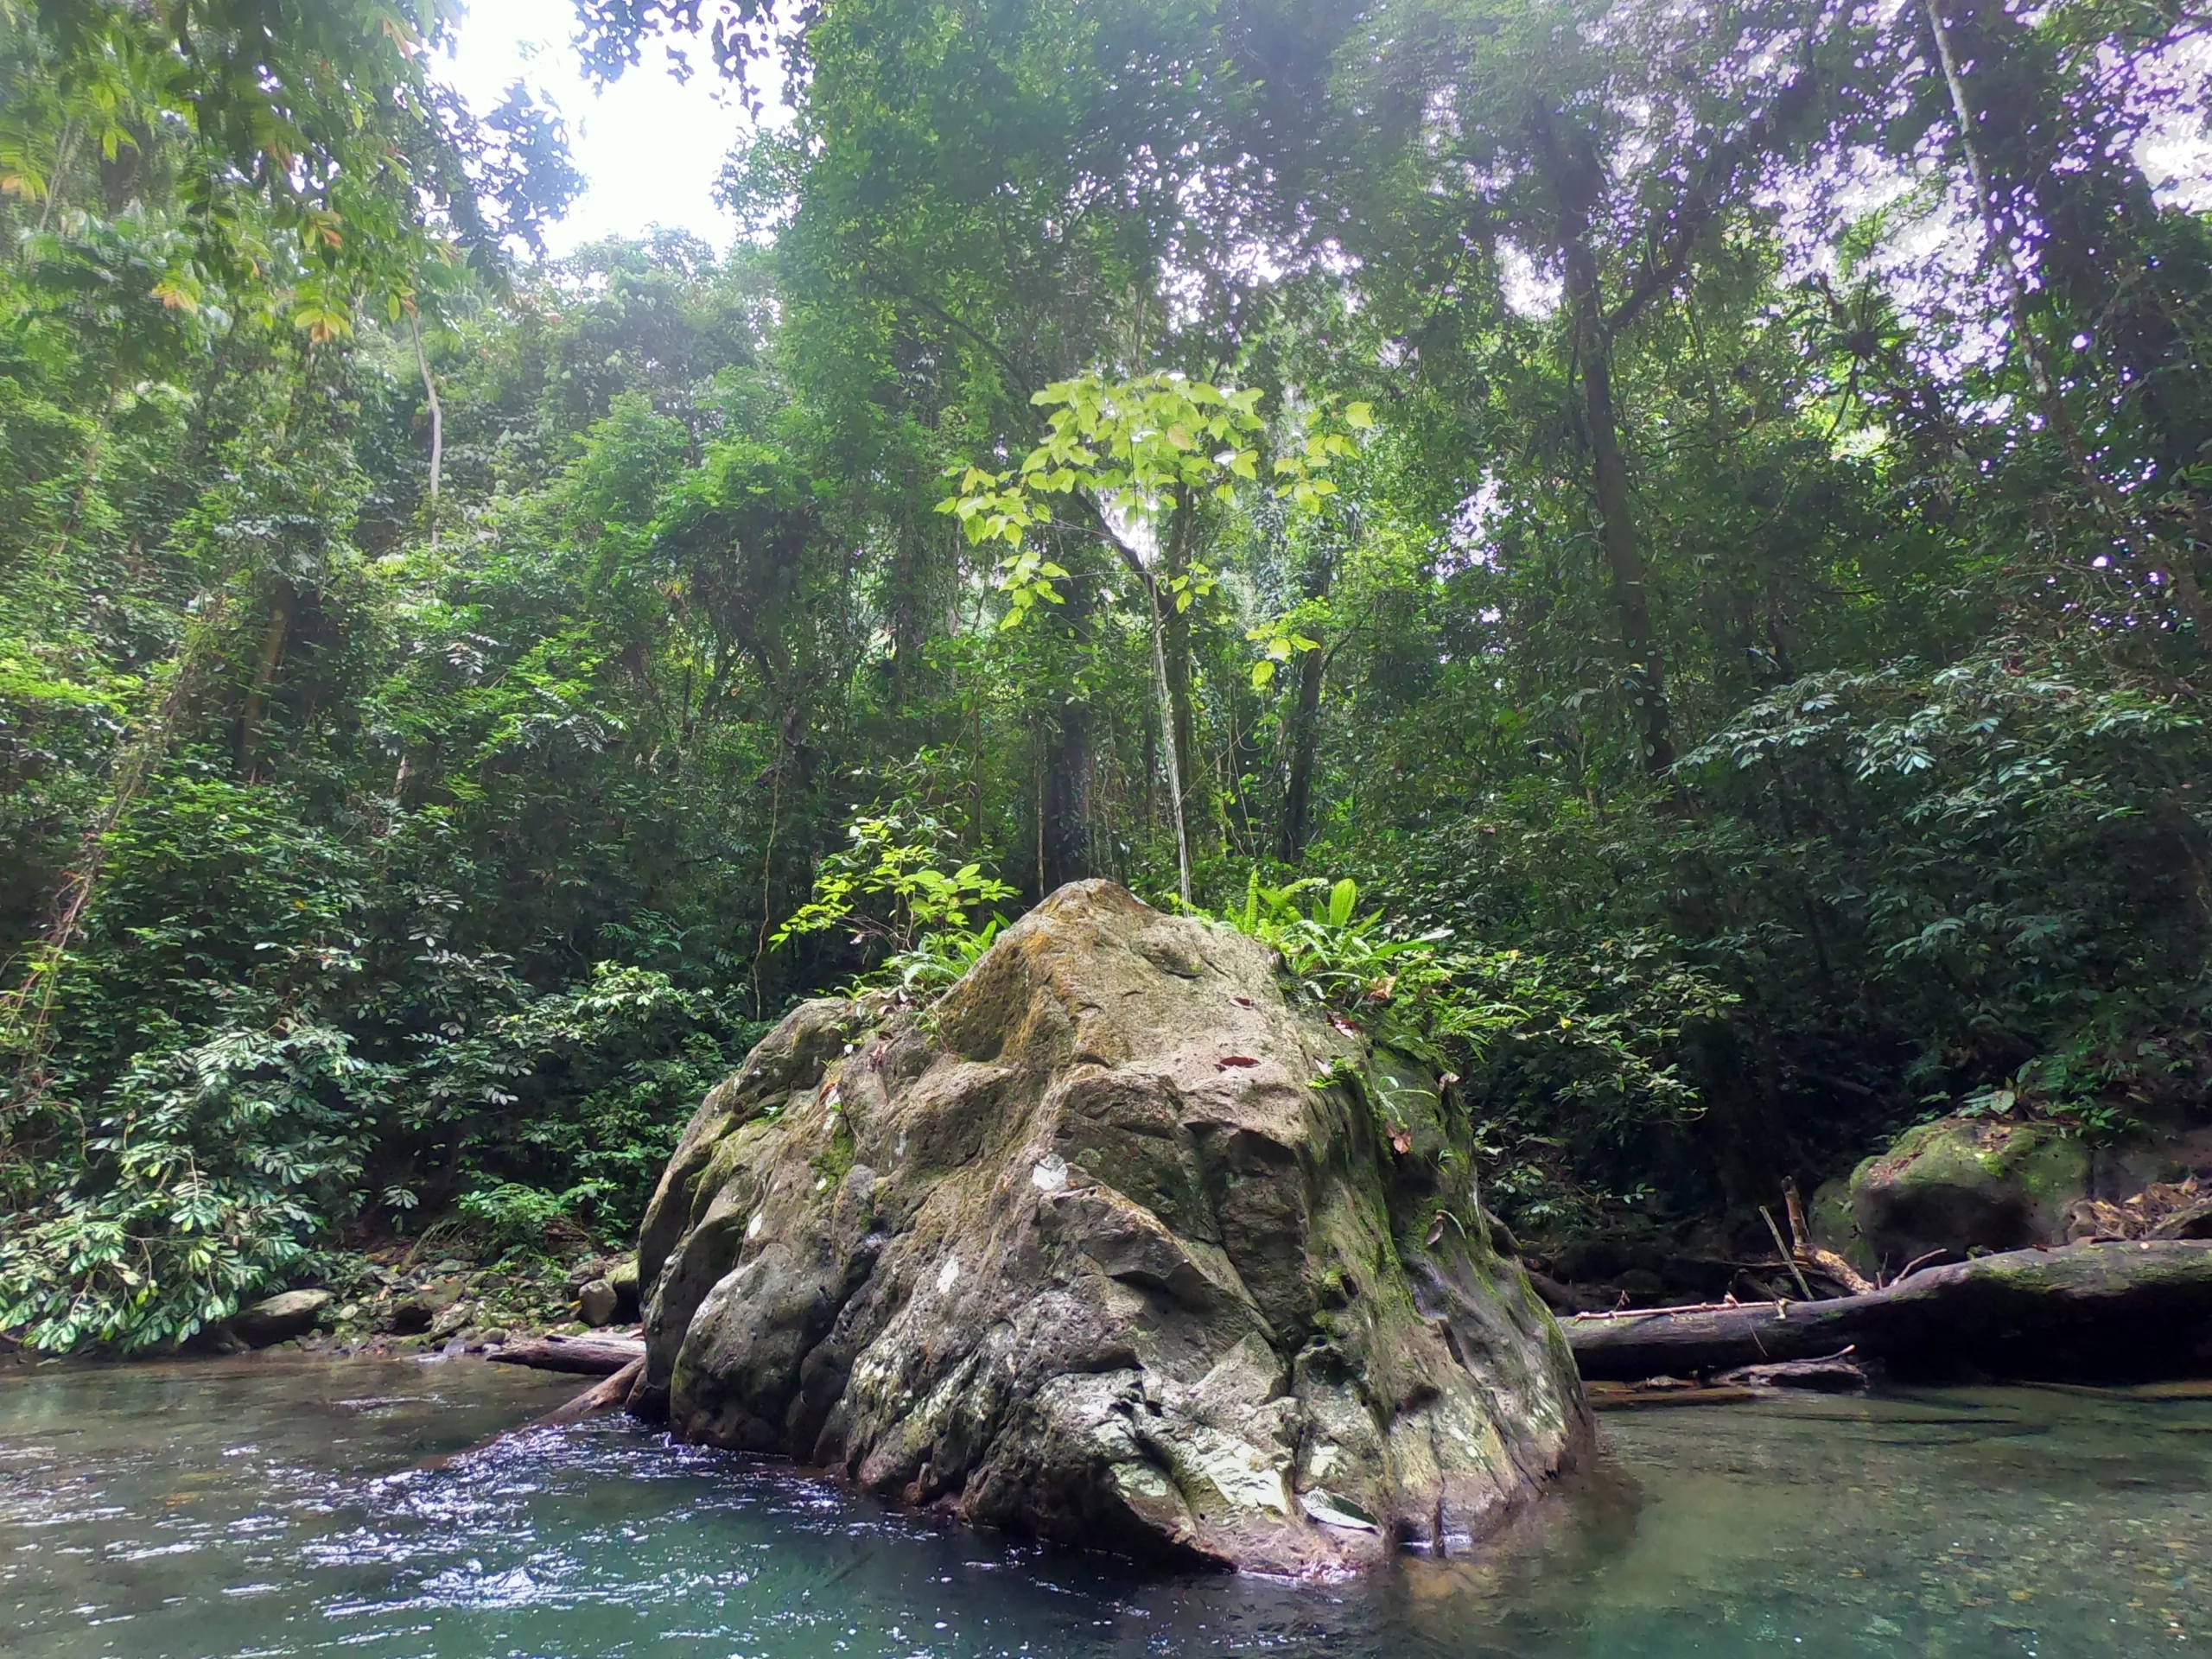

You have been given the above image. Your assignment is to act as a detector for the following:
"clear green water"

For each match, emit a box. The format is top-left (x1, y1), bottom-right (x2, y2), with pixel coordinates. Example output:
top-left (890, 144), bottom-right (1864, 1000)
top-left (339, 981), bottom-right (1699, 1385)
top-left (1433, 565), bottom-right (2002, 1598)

top-left (3, 1357), bottom-right (2208, 1657)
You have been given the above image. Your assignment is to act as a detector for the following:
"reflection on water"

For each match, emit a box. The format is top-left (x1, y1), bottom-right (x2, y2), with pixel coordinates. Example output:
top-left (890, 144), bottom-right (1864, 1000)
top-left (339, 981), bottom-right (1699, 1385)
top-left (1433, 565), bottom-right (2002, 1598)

top-left (3, 1355), bottom-right (2207, 1657)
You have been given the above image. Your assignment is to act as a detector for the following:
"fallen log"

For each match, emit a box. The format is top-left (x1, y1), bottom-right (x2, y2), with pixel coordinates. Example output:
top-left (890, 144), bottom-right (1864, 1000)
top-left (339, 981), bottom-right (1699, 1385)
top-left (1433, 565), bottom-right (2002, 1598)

top-left (402, 1356), bottom-right (645, 1476)
top-left (1567, 1240), bottom-right (2212, 1382)
top-left (534, 1356), bottom-right (647, 1427)
top-left (484, 1333), bottom-right (645, 1376)
top-left (1586, 1381), bottom-right (1757, 1409)
top-left (1713, 1351), bottom-right (1871, 1394)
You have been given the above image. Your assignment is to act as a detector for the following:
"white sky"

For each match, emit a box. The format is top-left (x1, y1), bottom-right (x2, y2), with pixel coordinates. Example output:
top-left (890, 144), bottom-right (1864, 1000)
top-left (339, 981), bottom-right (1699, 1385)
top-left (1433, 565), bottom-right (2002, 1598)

top-left (442, 2), bottom-right (2208, 262)
top-left (441, 0), bottom-right (754, 252)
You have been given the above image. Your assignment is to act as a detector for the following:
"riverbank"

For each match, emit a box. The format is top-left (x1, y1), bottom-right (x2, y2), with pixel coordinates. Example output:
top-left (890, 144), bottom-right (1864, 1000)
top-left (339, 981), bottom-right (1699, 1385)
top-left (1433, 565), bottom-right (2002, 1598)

top-left (0, 1240), bottom-right (643, 1370)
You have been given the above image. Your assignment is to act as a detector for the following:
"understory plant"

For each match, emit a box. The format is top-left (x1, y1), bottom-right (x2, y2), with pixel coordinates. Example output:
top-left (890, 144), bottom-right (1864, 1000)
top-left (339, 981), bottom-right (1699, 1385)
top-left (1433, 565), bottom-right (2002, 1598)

top-left (1221, 872), bottom-right (1737, 1233)
top-left (0, 1020), bottom-right (382, 1351)
top-left (774, 798), bottom-right (1018, 994)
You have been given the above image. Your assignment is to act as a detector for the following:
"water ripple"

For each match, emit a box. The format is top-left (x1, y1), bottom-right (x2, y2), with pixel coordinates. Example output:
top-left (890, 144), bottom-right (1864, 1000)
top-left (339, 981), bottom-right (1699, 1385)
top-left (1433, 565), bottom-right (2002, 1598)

top-left (3, 1358), bottom-right (2209, 1658)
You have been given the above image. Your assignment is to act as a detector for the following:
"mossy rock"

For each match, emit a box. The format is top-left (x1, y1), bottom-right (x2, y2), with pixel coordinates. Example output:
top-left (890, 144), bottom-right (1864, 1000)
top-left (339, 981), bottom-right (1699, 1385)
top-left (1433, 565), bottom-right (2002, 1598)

top-left (234, 1287), bottom-right (332, 1346)
top-left (608, 1255), bottom-right (641, 1322)
top-left (1847, 1116), bottom-right (2088, 1268)
top-left (631, 880), bottom-right (1588, 1574)
top-left (1808, 1175), bottom-right (1866, 1266)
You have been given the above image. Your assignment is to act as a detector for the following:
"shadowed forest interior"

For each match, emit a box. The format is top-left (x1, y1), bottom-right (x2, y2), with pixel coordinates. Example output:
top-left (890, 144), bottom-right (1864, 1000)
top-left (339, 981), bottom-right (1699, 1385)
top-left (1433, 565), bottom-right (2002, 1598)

top-left (3, 0), bottom-right (2209, 1351)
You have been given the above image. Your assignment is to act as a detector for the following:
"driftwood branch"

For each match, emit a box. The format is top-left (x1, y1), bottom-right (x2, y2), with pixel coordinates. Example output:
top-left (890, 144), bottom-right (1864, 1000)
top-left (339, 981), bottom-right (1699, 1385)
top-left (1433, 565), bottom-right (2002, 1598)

top-left (1784, 1177), bottom-right (1877, 1295)
top-left (1568, 1240), bottom-right (2212, 1382)
top-left (535, 1356), bottom-right (646, 1427)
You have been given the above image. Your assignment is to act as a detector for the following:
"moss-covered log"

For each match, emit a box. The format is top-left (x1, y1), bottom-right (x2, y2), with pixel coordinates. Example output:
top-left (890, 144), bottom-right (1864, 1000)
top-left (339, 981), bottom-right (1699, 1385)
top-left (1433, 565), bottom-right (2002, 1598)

top-left (1567, 1241), bottom-right (2212, 1381)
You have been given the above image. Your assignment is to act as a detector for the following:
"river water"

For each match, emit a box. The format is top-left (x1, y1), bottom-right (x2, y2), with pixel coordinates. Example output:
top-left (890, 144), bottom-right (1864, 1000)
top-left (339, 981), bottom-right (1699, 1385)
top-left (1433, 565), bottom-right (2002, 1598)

top-left (3, 1356), bottom-right (2207, 1658)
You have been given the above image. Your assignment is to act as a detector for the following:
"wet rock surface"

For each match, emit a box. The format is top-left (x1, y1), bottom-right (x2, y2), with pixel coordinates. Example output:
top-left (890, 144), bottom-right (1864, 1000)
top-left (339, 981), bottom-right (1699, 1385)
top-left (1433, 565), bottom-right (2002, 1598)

top-left (633, 880), bottom-right (1588, 1574)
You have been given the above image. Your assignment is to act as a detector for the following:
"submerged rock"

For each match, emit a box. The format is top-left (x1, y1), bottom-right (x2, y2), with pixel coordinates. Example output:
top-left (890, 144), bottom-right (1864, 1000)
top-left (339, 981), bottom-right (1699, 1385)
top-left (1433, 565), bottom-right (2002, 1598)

top-left (632, 880), bottom-right (1587, 1574)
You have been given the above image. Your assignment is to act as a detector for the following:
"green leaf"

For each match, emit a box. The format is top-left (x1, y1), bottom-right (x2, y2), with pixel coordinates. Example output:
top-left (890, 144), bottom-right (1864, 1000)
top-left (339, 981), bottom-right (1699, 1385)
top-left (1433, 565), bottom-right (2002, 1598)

top-left (1329, 879), bottom-right (1358, 928)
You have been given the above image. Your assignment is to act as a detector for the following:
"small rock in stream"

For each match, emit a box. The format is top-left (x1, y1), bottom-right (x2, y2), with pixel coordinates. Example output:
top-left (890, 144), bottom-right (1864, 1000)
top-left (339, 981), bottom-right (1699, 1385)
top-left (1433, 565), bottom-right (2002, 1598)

top-left (234, 1289), bottom-right (333, 1347)
top-left (577, 1280), bottom-right (620, 1326)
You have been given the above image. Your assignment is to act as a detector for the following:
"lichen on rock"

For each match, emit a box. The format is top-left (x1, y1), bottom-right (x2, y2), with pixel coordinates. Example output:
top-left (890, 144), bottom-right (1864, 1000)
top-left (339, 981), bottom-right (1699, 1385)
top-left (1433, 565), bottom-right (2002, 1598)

top-left (630, 880), bottom-right (1589, 1574)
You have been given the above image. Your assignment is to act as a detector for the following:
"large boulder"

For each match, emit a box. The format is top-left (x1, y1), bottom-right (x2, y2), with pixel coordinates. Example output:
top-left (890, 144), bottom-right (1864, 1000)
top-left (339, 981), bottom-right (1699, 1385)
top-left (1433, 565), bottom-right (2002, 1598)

top-left (632, 880), bottom-right (1586, 1574)
top-left (1847, 1116), bottom-right (2088, 1268)
top-left (1832, 1114), bottom-right (2212, 1272)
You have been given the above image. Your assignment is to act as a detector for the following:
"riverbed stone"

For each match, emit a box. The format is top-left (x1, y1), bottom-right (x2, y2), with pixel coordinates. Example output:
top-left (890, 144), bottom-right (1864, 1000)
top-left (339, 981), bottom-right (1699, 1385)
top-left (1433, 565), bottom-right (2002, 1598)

top-left (577, 1279), bottom-right (620, 1326)
top-left (389, 1276), bottom-right (466, 1335)
top-left (633, 880), bottom-right (1588, 1575)
top-left (607, 1256), bottom-right (641, 1320)
top-left (235, 1289), bottom-right (332, 1345)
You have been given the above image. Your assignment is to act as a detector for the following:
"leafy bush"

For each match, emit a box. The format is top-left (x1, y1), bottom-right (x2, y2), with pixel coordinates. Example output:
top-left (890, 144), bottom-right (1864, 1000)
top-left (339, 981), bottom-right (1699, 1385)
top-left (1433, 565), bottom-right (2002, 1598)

top-left (774, 808), bottom-right (1017, 956)
top-left (454, 1179), bottom-right (608, 1254)
top-left (0, 1021), bottom-right (380, 1351)
top-left (400, 961), bottom-right (755, 1230)
top-left (0, 766), bottom-right (753, 1349)
top-left (1218, 874), bottom-right (1737, 1231)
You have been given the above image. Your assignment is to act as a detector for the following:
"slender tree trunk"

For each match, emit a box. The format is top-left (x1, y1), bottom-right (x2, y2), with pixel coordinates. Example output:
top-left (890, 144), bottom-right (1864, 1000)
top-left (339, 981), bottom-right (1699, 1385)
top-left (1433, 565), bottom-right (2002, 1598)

top-left (1161, 495), bottom-right (1199, 816)
top-left (236, 583), bottom-right (296, 780)
top-left (1089, 497), bottom-right (1192, 903)
top-left (886, 479), bottom-right (934, 704)
top-left (35, 118), bottom-right (78, 234)
top-left (1140, 702), bottom-right (1158, 830)
top-left (1570, 268), bottom-right (1675, 770)
top-left (410, 308), bottom-right (443, 551)
top-left (1536, 108), bottom-right (1676, 772)
top-left (1147, 580), bottom-right (1193, 906)
top-left (1041, 575), bottom-right (1094, 890)
top-left (3, 592), bottom-right (232, 1089)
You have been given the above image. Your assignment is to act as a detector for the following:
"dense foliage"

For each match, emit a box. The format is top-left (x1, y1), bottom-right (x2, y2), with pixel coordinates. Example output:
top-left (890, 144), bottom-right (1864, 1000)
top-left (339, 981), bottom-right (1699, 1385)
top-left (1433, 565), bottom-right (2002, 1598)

top-left (3, 0), bottom-right (2209, 1349)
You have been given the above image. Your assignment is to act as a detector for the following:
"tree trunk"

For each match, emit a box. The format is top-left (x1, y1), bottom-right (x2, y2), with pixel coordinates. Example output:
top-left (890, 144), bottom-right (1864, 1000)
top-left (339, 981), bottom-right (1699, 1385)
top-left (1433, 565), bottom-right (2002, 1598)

top-left (1147, 579), bottom-right (1193, 906)
top-left (236, 582), bottom-right (296, 781)
top-left (486, 1334), bottom-right (646, 1376)
top-left (1162, 495), bottom-right (1199, 817)
top-left (1571, 276), bottom-right (1675, 770)
top-left (1084, 496), bottom-right (1192, 904)
top-left (1566, 1240), bottom-right (2212, 1382)
top-left (1041, 559), bottom-right (1094, 889)
top-left (1535, 106), bottom-right (1675, 772)
top-left (886, 479), bottom-right (934, 705)
top-left (410, 308), bottom-right (442, 550)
